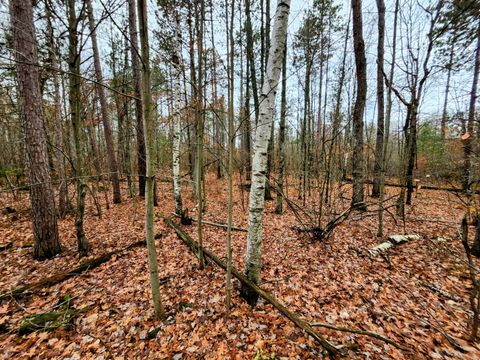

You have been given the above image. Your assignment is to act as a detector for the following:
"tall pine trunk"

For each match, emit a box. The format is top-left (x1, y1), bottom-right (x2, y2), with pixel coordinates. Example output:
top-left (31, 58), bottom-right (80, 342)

top-left (11, 0), bottom-right (61, 260)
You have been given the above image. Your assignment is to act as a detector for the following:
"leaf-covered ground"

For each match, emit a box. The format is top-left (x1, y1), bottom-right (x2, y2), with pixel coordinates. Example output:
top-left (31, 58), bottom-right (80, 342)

top-left (0, 177), bottom-right (479, 359)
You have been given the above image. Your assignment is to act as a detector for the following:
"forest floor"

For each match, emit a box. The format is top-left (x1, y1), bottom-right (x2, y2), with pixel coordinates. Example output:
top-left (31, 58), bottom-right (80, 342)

top-left (0, 175), bottom-right (479, 359)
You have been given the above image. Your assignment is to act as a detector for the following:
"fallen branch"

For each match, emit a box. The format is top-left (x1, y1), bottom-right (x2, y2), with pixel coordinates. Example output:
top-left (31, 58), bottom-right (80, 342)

top-left (420, 281), bottom-right (462, 303)
top-left (309, 321), bottom-right (410, 351)
top-left (162, 215), bottom-right (339, 357)
top-left (171, 212), bottom-right (247, 232)
top-left (0, 239), bottom-right (149, 302)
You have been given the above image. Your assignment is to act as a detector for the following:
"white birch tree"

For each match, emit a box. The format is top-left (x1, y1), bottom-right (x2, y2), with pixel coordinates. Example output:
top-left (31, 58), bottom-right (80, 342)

top-left (172, 10), bottom-right (184, 216)
top-left (242, 0), bottom-right (291, 306)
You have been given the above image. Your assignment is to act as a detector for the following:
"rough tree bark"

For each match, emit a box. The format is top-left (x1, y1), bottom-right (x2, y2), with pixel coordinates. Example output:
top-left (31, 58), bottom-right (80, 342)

top-left (10, 0), bottom-right (62, 260)
top-left (86, 0), bottom-right (121, 204)
top-left (350, 0), bottom-right (367, 209)
top-left (242, 0), bottom-right (291, 306)
top-left (137, 0), bottom-right (165, 319)
top-left (128, 0), bottom-right (147, 198)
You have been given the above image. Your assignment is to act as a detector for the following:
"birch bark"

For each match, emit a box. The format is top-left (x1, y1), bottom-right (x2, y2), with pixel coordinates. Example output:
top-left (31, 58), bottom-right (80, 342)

top-left (172, 11), bottom-right (183, 216)
top-left (242, 0), bottom-right (291, 306)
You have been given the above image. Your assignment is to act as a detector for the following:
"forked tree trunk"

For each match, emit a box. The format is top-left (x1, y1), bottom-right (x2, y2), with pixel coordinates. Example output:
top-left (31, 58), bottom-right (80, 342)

top-left (86, 0), bottom-right (121, 204)
top-left (128, 0), bottom-right (147, 198)
top-left (137, 0), bottom-right (165, 320)
top-left (351, 0), bottom-right (367, 209)
top-left (242, 0), bottom-right (291, 306)
top-left (10, 0), bottom-right (61, 260)
top-left (67, 0), bottom-right (89, 257)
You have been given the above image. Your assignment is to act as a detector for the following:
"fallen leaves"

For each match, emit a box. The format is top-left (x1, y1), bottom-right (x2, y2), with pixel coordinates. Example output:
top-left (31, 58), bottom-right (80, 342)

top-left (0, 178), bottom-right (479, 358)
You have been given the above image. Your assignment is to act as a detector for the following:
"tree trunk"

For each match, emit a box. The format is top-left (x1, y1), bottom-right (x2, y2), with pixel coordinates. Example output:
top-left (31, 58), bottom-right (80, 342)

top-left (128, 0), bottom-right (147, 198)
top-left (46, 2), bottom-right (68, 218)
top-left (242, 0), bottom-right (291, 306)
top-left (10, 0), bottom-right (61, 260)
top-left (195, 0), bottom-right (206, 269)
top-left (245, 0), bottom-right (260, 124)
top-left (67, 0), bottom-right (89, 258)
top-left (172, 11), bottom-right (184, 216)
top-left (372, 0), bottom-right (385, 198)
top-left (463, 22), bottom-right (480, 191)
top-left (441, 40), bottom-right (455, 140)
top-left (86, 0), bottom-right (121, 204)
top-left (137, 0), bottom-right (165, 319)
top-left (275, 40), bottom-right (287, 215)
top-left (225, 0), bottom-right (236, 310)
top-left (350, 0), bottom-right (367, 209)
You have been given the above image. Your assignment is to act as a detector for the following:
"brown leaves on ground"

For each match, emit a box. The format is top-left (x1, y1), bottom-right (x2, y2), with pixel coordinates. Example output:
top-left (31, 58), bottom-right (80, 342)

top-left (0, 176), bottom-right (479, 359)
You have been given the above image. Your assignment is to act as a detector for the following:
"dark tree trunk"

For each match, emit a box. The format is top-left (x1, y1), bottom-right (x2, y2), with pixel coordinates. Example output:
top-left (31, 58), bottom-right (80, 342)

top-left (10, 0), bottom-right (61, 260)
top-left (128, 0), bottom-right (146, 197)
top-left (372, 0), bottom-right (385, 198)
top-left (351, 0), bottom-right (367, 209)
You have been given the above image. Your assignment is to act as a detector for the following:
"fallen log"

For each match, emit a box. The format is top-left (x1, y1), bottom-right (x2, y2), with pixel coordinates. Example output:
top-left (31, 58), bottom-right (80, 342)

top-left (369, 234), bottom-right (420, 256)
top-left (309, 322), bottom-right (410, 351)
top-left (172, 212), bottom-right (247, 232)
top-left (0, 239), bottom-right (148, 302)
top-left (162, 215), bottom-right (339, 357)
